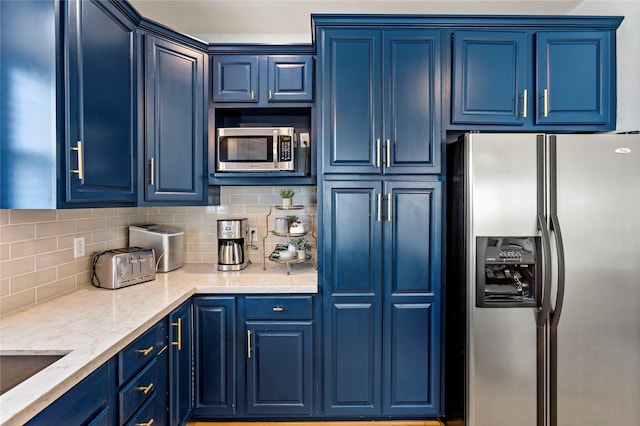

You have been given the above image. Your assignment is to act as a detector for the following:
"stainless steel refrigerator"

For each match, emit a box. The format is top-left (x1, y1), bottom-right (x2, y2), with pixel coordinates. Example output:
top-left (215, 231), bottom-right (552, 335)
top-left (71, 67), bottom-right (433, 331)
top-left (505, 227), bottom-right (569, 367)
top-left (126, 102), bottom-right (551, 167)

top-left (447, 133), bottom-right (640, 426)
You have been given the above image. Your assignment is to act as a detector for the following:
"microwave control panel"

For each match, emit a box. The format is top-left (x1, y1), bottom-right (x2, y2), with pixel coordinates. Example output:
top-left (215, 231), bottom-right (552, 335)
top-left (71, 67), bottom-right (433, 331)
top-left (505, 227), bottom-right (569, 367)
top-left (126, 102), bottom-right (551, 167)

top-left (279, 135), bottom-right (292, 162)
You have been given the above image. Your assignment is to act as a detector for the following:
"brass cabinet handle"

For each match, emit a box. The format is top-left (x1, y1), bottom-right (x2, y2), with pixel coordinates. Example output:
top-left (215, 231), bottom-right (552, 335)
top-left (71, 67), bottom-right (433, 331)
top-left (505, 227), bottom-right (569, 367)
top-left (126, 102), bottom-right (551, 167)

top-left (272, 306), bottom-right (284, 312)
top-left (386, 139), bottom-right (391, 168)
top-left (70, 141), bottom-right (84, 180)
top-left (135, 419), bottom-right (154, 426)
top-left (247, 330), bottom-right (252, 359)
top-left (520, 89), bottom-right (528, 118)
top-left (137, 346), bottom-right (154, 356)
top-left (387, 192), bottom-right (392, 222)
top-left (171, 318), bottom-right (182, 351)
top-left (376, 139), bottom-right (381, 168)
top-left (377, 193), bottom-right (382, 222)
top-left (251, 90), bottom-right (255, 100)
top-left (268, 90), bottom-right (273, 100)
top-left (541, 88), bottom-right (549, 117)
top-left (149, 157), bottom-right (154, 186)
top-left (136, 382), bottom-right (154, 395)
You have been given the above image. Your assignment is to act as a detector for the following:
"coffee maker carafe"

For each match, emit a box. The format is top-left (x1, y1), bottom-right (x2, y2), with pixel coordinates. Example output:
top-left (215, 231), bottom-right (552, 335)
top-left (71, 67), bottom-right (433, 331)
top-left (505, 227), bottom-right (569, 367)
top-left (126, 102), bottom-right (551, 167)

top-left (217, 219), bottom-right (249, 271)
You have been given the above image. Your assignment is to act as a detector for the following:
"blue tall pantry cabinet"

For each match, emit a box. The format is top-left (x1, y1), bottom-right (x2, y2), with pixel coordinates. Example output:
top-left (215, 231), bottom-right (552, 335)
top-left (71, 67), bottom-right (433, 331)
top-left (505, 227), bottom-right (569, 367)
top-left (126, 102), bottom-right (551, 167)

top-left (315, 18), bottom-right (444, 419)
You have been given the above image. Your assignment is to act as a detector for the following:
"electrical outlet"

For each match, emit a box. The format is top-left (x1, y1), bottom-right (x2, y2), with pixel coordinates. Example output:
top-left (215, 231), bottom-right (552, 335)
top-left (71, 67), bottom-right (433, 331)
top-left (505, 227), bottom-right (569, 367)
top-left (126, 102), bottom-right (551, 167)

top-left (73, 237), bottom-right (85, 258)
top-left (249, 227), bottom-right (258, 243)
top-left (299, 132), bottom-right (310, 148)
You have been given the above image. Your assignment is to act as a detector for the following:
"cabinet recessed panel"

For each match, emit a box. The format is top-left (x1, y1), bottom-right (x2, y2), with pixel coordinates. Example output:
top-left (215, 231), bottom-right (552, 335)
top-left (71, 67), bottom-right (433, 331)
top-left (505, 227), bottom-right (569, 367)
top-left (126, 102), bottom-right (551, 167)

top-left (386, 182), bottom-right (442, 295)
top-left (324, 182), bottom-right (382, 294)
top-left (385, 302), bottom-right (436, 413)
top-left (194, 298), bottom-right (236, 416)
top-left (321, 30), bottom-right (381, 173)
top-left (384, 31), bottom-right (441, 173)
top-left (246, 323), bottom-right (312, 415)
top-left (324, 302), bottom-right (381, 414)
top-left (452, 30), bottom-right (527, 125)
top-left (213, 55), bottom-right (258, 102)
top-left (536, 31), bottom-right (611, 125)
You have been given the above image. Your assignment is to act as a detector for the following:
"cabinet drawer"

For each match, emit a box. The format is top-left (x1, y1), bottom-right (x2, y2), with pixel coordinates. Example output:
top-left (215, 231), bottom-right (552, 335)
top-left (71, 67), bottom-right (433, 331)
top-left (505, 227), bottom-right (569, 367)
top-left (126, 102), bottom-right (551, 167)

top-left (118, 353), bottom-right (162, 423)
top-left (118, 319), bottom-right (167, 384)
top-left (124, 391), bottom-right (163, 426)
top-left (244, 296), bottom-right (312, 320)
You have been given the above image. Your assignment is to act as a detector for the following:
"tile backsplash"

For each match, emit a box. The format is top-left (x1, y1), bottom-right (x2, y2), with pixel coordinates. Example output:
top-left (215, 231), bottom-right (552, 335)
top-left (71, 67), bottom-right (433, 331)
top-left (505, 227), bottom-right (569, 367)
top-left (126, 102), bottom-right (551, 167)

top-left (0, 186), bottom-right (317, 315)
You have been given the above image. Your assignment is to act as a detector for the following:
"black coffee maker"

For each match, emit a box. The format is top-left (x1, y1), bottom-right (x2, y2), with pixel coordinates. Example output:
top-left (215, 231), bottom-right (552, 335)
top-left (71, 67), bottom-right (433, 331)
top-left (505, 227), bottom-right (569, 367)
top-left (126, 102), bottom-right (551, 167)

top-left (217, 218), bottom-right (249, 271)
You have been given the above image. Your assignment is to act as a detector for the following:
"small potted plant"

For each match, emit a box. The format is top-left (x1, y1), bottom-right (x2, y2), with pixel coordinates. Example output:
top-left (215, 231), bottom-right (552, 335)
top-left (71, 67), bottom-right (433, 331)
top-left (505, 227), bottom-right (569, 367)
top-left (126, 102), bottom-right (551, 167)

top-left (279, 188), bottom-right (295, 208)
top-left (292, 236), bottom-right (311, 260)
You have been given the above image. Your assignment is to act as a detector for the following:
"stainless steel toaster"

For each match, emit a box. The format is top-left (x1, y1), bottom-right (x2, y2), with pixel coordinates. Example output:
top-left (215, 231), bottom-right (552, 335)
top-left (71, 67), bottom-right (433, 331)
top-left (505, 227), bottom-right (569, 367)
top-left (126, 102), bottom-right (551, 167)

top-left (128, 224), bottom-right (184, 272)
top-left (91, 248), bottom-right (156, 289)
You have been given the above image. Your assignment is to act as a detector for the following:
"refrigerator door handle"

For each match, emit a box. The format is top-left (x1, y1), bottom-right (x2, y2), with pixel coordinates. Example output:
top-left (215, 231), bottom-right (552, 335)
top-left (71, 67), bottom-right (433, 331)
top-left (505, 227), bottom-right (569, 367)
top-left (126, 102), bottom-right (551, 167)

top-left (537, 213), bottom-right (552, 327)
top-left (549, 213), bottom-right (565, 327)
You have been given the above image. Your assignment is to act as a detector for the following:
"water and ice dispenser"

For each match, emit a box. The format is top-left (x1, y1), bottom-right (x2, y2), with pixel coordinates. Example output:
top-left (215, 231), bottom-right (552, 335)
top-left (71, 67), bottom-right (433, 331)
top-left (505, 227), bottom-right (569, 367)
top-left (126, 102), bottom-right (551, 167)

top-left (476, 237), bottom-right (541, 307)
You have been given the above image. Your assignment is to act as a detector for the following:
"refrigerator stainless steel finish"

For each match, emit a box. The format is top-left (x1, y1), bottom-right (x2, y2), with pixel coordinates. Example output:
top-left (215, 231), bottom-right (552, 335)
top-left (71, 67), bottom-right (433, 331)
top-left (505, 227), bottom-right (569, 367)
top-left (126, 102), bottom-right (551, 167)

top-left (455, 133), bottom-right (640, 426)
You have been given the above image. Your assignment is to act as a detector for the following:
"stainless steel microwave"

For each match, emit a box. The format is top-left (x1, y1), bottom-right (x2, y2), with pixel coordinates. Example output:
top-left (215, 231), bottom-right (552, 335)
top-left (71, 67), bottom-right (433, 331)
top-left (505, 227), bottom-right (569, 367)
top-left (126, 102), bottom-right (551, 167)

top-left (216, 127), bottom-right (295, 172)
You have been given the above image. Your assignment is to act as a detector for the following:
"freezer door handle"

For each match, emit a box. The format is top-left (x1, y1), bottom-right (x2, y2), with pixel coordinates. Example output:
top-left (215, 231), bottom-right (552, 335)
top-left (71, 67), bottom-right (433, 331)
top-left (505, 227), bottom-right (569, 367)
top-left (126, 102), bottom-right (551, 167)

top-left (537, 213), bottom-right (552, 327)
top-left (549, 213), bottom-right (565, 328)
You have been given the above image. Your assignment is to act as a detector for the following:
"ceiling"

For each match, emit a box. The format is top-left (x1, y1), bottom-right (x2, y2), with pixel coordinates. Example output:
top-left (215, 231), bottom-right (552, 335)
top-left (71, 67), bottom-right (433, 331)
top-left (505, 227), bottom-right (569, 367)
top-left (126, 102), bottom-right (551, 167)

top-left (128, 0), bottom-right (585, 44)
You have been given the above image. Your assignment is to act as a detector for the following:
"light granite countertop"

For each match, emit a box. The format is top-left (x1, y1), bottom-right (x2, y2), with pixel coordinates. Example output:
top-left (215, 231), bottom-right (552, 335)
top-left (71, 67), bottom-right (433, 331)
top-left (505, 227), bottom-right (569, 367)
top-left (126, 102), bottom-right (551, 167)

top-left (0, 262), bottom-right (317, 426)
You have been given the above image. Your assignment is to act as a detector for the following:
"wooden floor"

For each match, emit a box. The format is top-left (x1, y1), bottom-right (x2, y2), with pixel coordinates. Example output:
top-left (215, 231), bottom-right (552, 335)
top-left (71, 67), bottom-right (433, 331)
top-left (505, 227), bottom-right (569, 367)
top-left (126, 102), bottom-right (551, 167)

top-left (188, 421), bottom-right (442, 426)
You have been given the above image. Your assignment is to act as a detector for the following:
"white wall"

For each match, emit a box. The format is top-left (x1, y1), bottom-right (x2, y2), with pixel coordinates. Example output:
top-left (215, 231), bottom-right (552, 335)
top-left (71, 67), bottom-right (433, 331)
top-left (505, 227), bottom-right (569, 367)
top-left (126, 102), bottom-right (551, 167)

top-left (570, 0), bottom-right (640, 132)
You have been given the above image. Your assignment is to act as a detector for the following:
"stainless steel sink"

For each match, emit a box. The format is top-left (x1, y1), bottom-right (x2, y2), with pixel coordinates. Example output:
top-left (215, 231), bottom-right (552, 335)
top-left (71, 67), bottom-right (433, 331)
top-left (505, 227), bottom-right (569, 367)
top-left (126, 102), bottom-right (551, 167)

top-left (0, 353), bottom-right (67, 395)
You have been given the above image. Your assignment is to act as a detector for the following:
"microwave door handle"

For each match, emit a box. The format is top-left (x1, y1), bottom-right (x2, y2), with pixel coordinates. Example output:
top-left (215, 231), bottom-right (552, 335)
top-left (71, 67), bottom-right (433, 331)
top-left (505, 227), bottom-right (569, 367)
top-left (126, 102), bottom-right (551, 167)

top-left (273, 131), bottom-right (279, 166)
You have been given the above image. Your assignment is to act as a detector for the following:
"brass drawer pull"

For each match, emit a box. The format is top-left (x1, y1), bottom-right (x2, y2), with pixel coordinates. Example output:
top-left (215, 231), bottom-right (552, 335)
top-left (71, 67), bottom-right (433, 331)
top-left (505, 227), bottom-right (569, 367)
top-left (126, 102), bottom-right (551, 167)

top-left (272, 306), bottom-right (284, 312)
top-left (136, 382), bottom-right (154, 395)
top-left (137, 346), bottom-right (154, 356)
top-left (135, 419), bottom-right (154, 426)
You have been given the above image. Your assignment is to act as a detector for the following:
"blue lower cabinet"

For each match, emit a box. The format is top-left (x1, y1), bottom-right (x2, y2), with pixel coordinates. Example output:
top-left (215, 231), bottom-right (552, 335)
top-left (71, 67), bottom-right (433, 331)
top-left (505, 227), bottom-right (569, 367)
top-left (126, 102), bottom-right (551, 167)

top-left (25, 358), bottom-right (117, 426)
top-left (193, 296), bottom-right (237, 417)
top-left (322, 178), bottom-right (442, 418)
top-left (244, 295), bottom-right (314, 416)
top-left (169, 300), bottom-right (193, 426)
top-left (193, 295), bottom-right (316, 420)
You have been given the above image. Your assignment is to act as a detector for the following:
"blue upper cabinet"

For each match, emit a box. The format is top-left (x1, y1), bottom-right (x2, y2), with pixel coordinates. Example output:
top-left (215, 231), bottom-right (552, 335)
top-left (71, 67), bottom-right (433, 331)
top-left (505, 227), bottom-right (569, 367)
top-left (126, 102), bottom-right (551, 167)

top-left (143, 35), bottom-right (206, 204)
top-left (318, 28), bottom-right (441, 175)
top-left (212, 54), bottom-right (314, 104)
top-left (451, 22), bottom-right (620, 131)
top-left (212, 55), bottom-right (259, 102)
top-left (451, 30), bottom-right (528, 126)
top-left (268, 56), bottom-right (314, 102)
top-left (536, 31), bottom-right (613, 126)
top-left (64, 0), bottom-right (137, 205)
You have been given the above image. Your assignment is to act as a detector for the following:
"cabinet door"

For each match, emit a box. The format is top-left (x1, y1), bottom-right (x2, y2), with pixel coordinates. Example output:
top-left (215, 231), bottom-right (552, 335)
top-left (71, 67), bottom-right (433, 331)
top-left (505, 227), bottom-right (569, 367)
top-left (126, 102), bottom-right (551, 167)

top-left (451, 30), bottom-right (528, 125)
top-left (267, 56), bottom-right (314, 102)
top-left (193, 296), bottom-right (237, 416)
top-left (535, 31), bottom-right (613, 126)
top-left (65, 0), bottom-right (136, 204)
top-left (382, 180), bottom-right (442, 416)
top-left (144, 35), bottom-right (205, 203)
top-left (169, 300), bottom-right (193, 425)
top-left (245, 322), bottom-right (313, 415)
top-left (212, 55), bottom-right (258, 102)
top-left (319, 29), bottom-right (382, 174)
top-left (383, 30), bottom-right (442, 174)
top-left (322, 179), bottom-right (383, 415)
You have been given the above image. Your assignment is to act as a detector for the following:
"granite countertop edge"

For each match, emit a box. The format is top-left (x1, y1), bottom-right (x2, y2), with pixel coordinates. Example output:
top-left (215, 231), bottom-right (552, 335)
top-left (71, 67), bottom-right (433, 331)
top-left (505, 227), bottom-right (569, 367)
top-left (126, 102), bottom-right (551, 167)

top-left (0, 263), bottom-right (318, 426)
